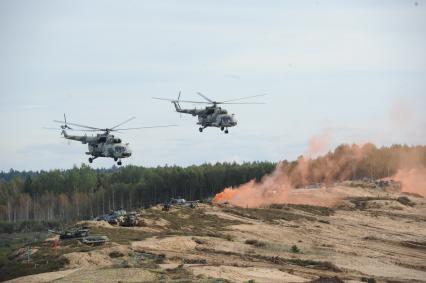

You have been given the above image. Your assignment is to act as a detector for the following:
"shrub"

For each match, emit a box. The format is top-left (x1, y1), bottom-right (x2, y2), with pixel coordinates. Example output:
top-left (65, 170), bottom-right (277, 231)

top-left (109, 251), bottom-right (124, 258)
top-left (397, 196), bottom-right (415, 207)
top-left (192, 237), bottom-right (206, 245)
top-left (245, 239), bottom-right (265, 247)
top-left (290, 245), bottom-right (300, 253)
top-left (361, 278), bottom-right (377, 283)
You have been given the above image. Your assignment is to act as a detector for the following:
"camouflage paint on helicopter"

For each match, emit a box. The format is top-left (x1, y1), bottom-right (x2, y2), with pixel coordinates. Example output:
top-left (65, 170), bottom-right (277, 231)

top-left (61, 130), bottom-right (132, 165)
top-left (46, 114), bottom-right (176, 165)
top-left (153, 91), bottom-right (265, 134)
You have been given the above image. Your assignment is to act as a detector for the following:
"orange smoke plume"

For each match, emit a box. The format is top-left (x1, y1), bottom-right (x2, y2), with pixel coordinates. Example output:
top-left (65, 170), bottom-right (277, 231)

top-left (213, 97), bottom-right (426, 208)
top-left (214, 187), bottom-right (244, 204)
top-left (212, 162), bottom-right (344, 208)
top-left (394, 167), bottom-right (426, 197)
top-left (213, 142), bottom-right (426, 208)
top-left (307, 129), bottom-right (332, 157)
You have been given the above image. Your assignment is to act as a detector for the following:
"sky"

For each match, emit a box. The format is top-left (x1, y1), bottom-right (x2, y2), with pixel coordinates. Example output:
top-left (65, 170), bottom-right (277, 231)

top-left (0, 0), bottom-right (425, 171)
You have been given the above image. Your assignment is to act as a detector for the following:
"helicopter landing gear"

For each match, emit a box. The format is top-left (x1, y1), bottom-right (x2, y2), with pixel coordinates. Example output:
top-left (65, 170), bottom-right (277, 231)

top-left (221, 126), bottom-right (224, 131)
top-left (88, 156), bottom-right (97, 163)
top-left (114, 157), bottom-right (118, 161)
top-left (199, 127), bottom-right (204, 132)
top-left (224, 129), bottom-right (229, 134)
top-left (117, 159), bottom-right (122, 166)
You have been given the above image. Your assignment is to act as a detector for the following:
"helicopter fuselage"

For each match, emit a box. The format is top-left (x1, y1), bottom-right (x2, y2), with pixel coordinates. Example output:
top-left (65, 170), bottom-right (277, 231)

top-left (154, 92), bottom-right (264, 134)
top-left (52, 115), bottom-right (175, 166)
top-left (173, 102), bottom-right (237, 133)
top-left (62, 131), bottom-right (132, 162)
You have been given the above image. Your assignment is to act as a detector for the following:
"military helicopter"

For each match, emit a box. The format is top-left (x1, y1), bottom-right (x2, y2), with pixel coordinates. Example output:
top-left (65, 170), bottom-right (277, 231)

top-left (153, 92), bottom-right (265, 134)
top-left (46, 114), bottom-right (176, 165)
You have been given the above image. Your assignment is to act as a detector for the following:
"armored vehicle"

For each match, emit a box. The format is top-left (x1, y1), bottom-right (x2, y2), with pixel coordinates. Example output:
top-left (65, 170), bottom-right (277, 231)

top-left (49, 226), bottom-right (89, 240)
top-left (120, 212), bottom-right (139, 227)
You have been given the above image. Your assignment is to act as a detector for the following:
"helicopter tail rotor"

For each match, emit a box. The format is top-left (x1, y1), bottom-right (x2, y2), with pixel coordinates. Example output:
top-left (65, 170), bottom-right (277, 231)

top-left (54, 113), bottom-right (73, 130)
top-left (62, 113), bottom-right (72, 130)
top-left (178, 91), bottom-right (182, 118)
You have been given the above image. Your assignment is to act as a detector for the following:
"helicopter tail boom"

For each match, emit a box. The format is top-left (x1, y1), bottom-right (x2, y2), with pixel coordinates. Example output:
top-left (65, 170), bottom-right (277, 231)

top-left (172, 101), bottom-right (182, 111)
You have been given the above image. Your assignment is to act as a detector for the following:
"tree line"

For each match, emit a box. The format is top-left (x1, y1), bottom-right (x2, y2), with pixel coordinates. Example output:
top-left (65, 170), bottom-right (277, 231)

top-left (0, 162), bottom-right (275, 224)
top-left (1, 143), bottom-right (425, 226)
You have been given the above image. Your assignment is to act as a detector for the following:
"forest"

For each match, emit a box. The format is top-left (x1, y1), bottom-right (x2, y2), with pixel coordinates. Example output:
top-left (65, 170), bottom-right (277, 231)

top-left (0, 161), bottom-right (275, 227)
top-left (0, 143), bottom-right (425, 231)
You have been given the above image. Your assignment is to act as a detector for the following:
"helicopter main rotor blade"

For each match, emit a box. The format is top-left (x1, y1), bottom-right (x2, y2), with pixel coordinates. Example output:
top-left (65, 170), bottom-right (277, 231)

top-left (53, 120), bottom-right (102, 130)
top-left (152, 97), bottom-right (176, 101)
top-left (153, 97), bottom-right (209, 104)
top-left (221, 94), bottom-right (267, 103)
top-left (196, 92), bottom-right (214, 103)
top-left (113, 125), bottom-right (178, 131)
top-left (43, 127), bottom-right (97, 132)
top-left (220, 102), bottom-right (266, 105)
top-left (110, 116), bottom-right (136, 130)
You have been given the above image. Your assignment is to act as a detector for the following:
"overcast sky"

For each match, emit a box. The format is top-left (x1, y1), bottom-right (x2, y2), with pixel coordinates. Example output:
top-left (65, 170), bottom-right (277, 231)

top-left (0, 0), bottom-right (425, 171)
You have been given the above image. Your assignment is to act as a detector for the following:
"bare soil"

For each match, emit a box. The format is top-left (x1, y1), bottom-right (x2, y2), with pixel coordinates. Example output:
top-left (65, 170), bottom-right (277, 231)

top-left (4, 185), bottom-right (426, 283)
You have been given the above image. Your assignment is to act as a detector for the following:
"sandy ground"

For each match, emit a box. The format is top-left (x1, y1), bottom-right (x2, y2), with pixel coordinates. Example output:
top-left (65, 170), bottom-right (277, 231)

top-left (5, 185), bottom-right (426, 283)
top-left (5, 269), bottom-right (81, 283)
top-left (132, 236), bottom-right (197, 253)
top-left (190, 266), bottom-right (308, 283)
top-left (54, 268), bottom-right (158, 283)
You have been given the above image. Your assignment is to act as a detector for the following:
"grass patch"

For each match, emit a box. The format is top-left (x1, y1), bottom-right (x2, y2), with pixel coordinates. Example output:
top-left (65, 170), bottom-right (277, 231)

top-left (89, 226), bottom-right (154, 244)
top-left (400, 241), bottom-right (426, 250)
top-left (277, 204), bottom-right (334, 216)
top-left (109, 251), bottom-right (124, 258)
top-left (361, 278), bottom-right (377, 283)
top-left (192, 237), bottom-right (207, 245)
top-left (348, 197), bottom-right (394, 210)
top-left (270, 256), bottom-right (341, 272)
top-left (245, 239), bottom-right (266, 247)
top-left (165, 264), bottom-right (194, 281)
top-left (397, 196), bottom-right (415, 207)
top-left (144, 207), bottom-right (243, 240)
top-left (0, 239), bottom-right (69, 282)
top-left (223, 207), bottom-right (316, 222)
top-left (183, 258), bottom-right (207, 264)
top-left (309, 277), bottom-right (345, 283)
top-left (197, 247), bottom-right (341, 273)
top-left (290, 245), bottom-right (301, 253)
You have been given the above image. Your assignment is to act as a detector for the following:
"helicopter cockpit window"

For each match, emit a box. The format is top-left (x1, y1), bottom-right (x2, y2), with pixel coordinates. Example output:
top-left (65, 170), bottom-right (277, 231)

top-left (115, 146), bottom-right (124, 152)
top-left (206, 108), bottom-right (214, 115)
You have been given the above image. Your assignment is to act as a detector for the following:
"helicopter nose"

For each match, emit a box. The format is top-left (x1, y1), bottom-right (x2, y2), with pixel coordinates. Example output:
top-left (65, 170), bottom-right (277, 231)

top-left (124, 147), bottom-right (132, 157)
top-left (231, 115), bottom-right (237, 125)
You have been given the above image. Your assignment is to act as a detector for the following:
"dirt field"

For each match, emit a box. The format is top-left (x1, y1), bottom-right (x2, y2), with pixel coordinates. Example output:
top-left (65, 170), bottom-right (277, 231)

top-left (4, 184), bottom-right (426, 283)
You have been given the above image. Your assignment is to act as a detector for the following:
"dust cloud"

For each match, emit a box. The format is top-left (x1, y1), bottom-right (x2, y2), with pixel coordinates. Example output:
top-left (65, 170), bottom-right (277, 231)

top-left (213, 97), bottom-right (426, 207)
top-left (394, 167), bottom-right (426, 197)
top-left (213, 142), bottom-right (363, 208)
top-left (213, 142), bottom-right (426, 207)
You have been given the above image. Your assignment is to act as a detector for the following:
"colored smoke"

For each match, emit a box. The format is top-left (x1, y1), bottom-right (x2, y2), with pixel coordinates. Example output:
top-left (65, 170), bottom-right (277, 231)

top-left (213, 142), bottom-right (426, 207)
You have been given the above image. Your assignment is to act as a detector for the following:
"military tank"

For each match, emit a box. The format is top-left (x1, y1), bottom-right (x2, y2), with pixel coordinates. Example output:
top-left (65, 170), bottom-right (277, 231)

top-left (120, 212), bottom-right (139, 227)
top-left (49, 226), bottom-right (89, 240)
